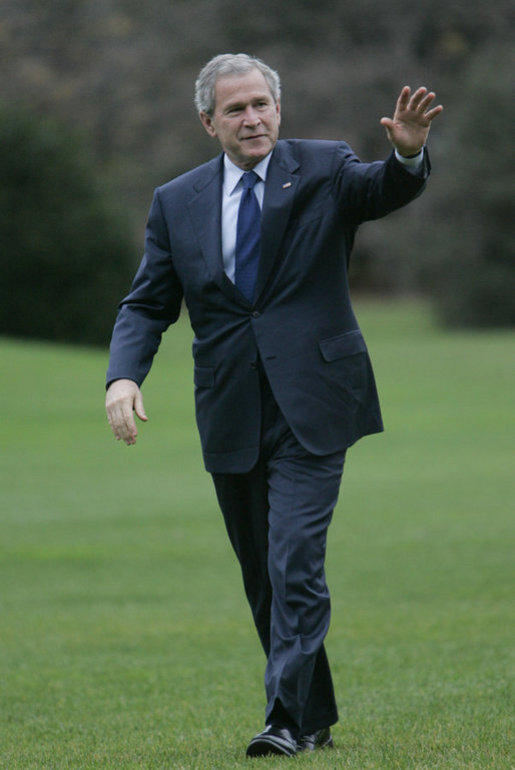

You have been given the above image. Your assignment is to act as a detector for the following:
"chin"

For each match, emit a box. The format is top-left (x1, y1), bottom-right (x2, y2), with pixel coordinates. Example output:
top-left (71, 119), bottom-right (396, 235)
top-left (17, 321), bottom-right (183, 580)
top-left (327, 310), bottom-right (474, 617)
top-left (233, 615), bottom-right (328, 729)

top-left (247, 145), bottom-right (271, 163)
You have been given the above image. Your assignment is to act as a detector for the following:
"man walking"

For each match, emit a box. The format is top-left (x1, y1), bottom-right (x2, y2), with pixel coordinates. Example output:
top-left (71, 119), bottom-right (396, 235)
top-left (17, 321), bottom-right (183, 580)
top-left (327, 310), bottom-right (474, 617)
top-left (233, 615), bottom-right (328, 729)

top-left (106, 53), bottom-right (442, 757)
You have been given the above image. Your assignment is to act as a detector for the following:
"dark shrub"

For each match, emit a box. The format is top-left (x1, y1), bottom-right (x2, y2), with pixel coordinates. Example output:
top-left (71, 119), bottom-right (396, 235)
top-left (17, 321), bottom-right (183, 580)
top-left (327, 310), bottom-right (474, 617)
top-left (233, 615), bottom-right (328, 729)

top-left (0, 108), bottom-right (137, 345)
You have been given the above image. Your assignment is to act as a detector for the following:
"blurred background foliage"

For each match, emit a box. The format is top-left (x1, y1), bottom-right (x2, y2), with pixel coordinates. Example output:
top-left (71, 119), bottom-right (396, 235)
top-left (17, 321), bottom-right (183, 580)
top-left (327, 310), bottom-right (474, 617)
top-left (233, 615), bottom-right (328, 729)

top-left (0, 108), bottom-right (135, 344)
top-left (0, 0), bottom-right (513, 344)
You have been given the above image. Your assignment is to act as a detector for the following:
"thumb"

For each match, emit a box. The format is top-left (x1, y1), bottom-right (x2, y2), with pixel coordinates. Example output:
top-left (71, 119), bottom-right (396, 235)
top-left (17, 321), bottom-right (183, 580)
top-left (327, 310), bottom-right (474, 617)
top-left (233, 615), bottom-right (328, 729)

top-left (380, 117), bottom-right (394, 142)
top-left (380, 116), bottom-right (394, 131)
top-left (134, 391), bottom-right (148, 422)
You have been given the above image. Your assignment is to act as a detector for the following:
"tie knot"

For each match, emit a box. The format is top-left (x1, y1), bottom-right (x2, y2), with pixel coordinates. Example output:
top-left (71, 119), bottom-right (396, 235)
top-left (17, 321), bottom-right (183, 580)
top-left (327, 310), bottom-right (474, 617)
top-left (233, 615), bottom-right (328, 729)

top-left (241, 170), bottom-right (260, 191)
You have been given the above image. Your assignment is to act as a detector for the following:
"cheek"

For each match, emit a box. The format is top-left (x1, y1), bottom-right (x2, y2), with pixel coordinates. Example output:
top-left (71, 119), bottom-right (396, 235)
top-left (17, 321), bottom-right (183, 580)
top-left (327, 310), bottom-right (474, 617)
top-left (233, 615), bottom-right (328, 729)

top-left (222, 124), bottom-right (239, 143)
top-left (269, 115), bottom-right (280, 133)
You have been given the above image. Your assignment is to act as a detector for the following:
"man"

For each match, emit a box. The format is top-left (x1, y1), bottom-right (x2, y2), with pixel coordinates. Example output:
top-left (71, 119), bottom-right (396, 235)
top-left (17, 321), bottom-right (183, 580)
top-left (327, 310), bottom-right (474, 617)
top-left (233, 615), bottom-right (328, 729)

top-left (105, 53), bottom-right (442, 758)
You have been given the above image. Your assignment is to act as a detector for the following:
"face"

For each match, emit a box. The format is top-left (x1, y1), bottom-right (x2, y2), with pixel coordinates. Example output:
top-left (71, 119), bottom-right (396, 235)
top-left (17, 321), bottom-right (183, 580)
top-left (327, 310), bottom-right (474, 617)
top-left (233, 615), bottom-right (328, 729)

top-left (199, 69), bottom-right (281, 170)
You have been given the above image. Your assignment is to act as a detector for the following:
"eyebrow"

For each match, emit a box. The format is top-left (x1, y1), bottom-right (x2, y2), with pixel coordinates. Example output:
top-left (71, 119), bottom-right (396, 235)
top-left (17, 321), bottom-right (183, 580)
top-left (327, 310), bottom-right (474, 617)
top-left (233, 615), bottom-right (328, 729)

top-left (223, 94), bottom-right (273, 114)
top-left (224, 101), bottom-right (246, 113)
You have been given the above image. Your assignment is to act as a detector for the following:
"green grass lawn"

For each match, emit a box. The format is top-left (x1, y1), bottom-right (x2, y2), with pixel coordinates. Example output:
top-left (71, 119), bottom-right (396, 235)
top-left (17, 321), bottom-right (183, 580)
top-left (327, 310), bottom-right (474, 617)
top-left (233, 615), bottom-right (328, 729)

top-left (1, 301), bottom-right (513, 769)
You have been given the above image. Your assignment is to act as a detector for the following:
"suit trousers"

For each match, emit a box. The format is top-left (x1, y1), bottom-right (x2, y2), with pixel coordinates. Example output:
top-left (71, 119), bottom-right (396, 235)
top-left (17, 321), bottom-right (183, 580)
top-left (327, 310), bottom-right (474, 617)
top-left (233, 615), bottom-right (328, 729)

top-left (212, 362), bottom-right (346, 737)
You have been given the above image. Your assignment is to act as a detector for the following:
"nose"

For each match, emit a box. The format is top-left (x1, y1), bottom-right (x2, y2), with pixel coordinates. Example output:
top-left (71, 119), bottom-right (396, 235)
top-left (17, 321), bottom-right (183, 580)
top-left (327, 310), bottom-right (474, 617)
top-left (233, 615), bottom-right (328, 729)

top-left (242, 106), bottom-right (261, 126)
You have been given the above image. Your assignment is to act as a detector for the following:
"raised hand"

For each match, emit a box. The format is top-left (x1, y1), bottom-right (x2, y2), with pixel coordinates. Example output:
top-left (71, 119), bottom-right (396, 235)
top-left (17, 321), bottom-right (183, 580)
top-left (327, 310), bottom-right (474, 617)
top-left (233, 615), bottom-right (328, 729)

top-left (380, 86), bottom-right (443, 157)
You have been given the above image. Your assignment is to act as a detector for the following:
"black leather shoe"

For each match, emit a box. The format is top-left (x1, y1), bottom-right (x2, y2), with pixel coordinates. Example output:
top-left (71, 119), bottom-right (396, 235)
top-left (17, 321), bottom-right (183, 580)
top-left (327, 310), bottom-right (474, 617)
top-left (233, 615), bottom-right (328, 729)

top-left (246, 724), bottom-right (298, 757)
top-left (298, 726), bottom-right (334, 751)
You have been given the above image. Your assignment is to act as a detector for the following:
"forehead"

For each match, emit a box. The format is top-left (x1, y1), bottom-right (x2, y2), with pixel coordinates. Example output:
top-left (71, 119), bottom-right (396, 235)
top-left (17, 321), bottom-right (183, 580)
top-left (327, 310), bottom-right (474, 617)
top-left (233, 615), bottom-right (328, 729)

top-left (214, 69), bottom-right (274, 110)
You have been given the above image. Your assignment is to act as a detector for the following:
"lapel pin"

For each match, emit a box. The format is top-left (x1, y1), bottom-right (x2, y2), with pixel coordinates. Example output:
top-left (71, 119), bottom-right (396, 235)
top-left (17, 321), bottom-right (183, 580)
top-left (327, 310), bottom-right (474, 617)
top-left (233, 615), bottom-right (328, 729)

top-left (282, 182), bottom-right (292, 189)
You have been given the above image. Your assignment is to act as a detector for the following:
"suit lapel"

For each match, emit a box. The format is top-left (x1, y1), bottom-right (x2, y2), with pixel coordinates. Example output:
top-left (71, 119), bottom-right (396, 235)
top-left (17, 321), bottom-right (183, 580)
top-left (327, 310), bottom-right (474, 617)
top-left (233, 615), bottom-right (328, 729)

top-left (186, 156), bottom-right (242, 303)
top-left (255, 142), bottom-right (300, 303)
top-left (186, 144), bottom-right (300, 307)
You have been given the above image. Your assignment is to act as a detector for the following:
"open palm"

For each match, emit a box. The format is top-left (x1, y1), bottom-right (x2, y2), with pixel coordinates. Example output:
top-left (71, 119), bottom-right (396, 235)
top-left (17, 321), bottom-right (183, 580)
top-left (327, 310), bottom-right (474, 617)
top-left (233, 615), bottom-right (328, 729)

top-left (381, 86), bottom-right (443, 157)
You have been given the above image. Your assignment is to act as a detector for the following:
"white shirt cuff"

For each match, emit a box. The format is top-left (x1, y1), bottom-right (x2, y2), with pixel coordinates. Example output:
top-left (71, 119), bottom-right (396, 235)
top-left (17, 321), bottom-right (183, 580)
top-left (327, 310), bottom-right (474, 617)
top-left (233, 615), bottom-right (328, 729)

top-left (395, 147), bottom-right (424, 170)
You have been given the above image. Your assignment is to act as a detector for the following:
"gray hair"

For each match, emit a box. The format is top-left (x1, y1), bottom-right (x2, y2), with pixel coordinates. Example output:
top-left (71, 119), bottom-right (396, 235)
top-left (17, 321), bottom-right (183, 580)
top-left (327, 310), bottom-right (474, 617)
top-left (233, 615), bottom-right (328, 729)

top-left (194, 53), bottom-right (281, 116)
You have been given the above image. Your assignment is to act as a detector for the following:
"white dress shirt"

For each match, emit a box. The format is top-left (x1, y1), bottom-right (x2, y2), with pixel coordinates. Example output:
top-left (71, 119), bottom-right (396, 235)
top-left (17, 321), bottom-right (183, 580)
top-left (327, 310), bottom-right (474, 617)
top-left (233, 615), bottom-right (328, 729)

top-left (221, 153), bottom-right (271, 282)
top-left (221, 148), bottom-right (423, 283)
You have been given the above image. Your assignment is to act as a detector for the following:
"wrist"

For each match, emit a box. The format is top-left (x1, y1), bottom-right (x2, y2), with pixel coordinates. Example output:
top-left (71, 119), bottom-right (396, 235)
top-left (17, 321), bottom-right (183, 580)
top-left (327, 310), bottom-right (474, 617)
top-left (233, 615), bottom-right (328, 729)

top-left (397, 147), bottom-right (424, 159)
top-left (394, 147), bottom-right (425, 174)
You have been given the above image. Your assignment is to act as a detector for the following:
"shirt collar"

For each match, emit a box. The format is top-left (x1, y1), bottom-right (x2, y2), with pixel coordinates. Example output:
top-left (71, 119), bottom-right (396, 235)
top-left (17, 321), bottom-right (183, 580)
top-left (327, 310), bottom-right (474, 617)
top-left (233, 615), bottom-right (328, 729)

top-left (223, 152), bottom-right (272, 196)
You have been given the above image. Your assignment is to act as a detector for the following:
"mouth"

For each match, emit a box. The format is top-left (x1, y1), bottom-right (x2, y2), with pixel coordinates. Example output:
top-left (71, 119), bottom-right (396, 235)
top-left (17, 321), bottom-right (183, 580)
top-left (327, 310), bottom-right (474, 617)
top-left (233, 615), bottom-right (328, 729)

top-left (241, 134), bottom-right (267, 141)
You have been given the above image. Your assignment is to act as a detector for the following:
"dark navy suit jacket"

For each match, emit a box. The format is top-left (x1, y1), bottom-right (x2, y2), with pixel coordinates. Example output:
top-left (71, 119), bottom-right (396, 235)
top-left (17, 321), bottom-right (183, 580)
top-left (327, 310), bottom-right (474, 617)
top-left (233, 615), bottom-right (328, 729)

top-left (106, 139), bottom-right (429, 472)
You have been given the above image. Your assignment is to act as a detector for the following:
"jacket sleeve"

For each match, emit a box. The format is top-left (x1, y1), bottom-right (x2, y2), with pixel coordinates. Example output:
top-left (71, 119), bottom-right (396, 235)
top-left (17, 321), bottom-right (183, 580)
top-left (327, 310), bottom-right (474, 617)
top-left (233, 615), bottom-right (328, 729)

top-left (331, 144), bottom-right (430, 225)
top-left (106, 188), bottom-right (184, 387)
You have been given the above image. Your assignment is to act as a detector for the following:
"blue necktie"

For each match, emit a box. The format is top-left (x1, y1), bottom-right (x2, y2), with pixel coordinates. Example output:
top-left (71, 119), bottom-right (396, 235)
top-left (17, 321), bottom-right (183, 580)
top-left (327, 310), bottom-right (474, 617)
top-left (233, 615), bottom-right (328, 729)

top-left (235, 171), bottom-right (261, 302)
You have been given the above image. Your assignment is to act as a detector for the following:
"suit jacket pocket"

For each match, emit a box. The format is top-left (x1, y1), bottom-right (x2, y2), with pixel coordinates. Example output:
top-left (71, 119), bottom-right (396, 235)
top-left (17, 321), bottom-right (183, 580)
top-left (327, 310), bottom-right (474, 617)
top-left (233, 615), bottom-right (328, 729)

top-left (319, 329), bottom-right (367, 362)
top-left (194, 366), bottom-right (215, 388)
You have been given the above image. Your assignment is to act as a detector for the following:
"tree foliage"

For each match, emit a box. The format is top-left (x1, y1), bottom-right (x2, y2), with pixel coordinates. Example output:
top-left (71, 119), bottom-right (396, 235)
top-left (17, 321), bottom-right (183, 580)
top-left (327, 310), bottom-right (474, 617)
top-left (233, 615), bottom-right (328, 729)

top-left (0, 0), bottom-right (513, 331)
top-left (0, 109), bottom-right (137, 345)
top-left (414, 44), bottom-right (515, 327)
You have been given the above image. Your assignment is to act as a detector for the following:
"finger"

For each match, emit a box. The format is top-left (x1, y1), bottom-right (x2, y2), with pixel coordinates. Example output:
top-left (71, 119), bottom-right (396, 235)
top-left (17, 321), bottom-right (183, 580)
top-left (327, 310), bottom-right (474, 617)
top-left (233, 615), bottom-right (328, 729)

top-left (409, 87), bottom-right (428, 110)
top-left (120, 410), bottom-right (138, 445)
top-left (396, 86), bottom-right (411, 111)
top-left (108, 414), bottom-right (136, 445)
top-left (106, 404), bottom-right (120, 438)
top-left (134, 392), bottom-right (148, 423)
top-left (425, 104), bottom-right (443, 122)
top-left (107, 401), bottom-right (138, 444)
top-left (119, 403), bottom-right (138, 444)
top-left (380, 117), bottom-right (394, 130)
top-left (417, 91), bottom-right (436, 112)
top-left (379, 118), bottom-right (394, 144)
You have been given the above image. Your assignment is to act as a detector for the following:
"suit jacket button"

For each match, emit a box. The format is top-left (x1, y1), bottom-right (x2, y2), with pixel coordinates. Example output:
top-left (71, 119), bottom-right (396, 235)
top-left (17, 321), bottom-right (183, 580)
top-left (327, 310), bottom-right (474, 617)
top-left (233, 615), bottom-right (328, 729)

top-left (252, 311), bottom-right (261, 318)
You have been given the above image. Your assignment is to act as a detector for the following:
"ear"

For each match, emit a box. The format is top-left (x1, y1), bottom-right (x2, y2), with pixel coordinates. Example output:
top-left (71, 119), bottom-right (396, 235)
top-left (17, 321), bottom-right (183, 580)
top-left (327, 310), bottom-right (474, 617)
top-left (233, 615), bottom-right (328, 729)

top-left (275, 99), bottom-right (281, 126)
top-left (199, 111), bottom-right (217, 138)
